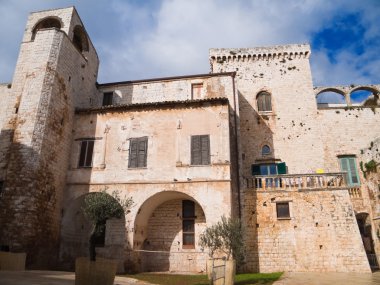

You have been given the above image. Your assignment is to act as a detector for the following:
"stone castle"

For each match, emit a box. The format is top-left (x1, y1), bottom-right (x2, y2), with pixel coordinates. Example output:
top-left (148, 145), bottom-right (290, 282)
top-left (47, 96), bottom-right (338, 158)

top-left (0, 6), bottom-right (380, 273)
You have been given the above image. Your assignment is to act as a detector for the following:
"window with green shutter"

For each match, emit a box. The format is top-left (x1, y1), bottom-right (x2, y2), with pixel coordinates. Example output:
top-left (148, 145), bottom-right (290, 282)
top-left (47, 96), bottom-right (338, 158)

top-left (191, 135), bottom-right (210, 165)
top-left (339, 156), bottom-right (360, 186)
top-left (128, 137), bottom-right (148, 168)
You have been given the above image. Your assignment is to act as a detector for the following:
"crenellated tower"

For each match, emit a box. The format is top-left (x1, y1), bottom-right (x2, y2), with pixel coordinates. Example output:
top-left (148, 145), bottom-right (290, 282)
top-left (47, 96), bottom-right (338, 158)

top-left (0, 7), bottom-right (99, 268)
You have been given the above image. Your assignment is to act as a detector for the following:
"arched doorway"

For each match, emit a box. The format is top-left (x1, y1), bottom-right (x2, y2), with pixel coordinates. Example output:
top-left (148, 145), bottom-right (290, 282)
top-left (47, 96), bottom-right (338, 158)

top-left (59, 192), bottom-right (126, 272)
top-left (131, 191), bottom-right (207, 273)
top-left (356, 212), bottom-right (378, 269)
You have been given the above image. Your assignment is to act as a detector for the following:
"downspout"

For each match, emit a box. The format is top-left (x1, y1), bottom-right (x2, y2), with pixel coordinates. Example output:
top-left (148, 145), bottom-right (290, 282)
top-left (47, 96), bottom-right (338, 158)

top-left (231, 72), bottom-right (242, 220)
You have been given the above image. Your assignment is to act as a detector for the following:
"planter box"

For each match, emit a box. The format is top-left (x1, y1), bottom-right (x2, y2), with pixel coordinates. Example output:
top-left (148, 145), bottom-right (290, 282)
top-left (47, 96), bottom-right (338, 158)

top-left (75, 257), bottom-right (118, 285)
top-left (0, 252), bottom-right (26, 271)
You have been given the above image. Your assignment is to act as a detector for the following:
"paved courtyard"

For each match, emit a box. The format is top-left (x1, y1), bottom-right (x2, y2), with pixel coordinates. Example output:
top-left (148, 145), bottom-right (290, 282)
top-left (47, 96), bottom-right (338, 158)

top-left (1, 270), bottom-right (380, 285)
top-left (0, 270), bottom-right (153, 285)
top-left (274, 271), bottom-right (380, 285)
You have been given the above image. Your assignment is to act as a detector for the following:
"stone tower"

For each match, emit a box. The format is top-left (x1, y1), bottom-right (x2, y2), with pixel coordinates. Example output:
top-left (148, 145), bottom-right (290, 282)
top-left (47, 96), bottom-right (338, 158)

top-left (0, 7), bottom-right (99, 268)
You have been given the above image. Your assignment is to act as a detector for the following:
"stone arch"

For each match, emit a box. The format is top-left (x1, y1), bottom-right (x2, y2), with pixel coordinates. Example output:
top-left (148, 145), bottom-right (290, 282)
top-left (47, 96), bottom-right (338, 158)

top-left (72, 25), bottom-right (89, 53)
top-left (350, 87), bottom-right (379, 106)
top-left (59, 192), bottom-right (126, 272)
top-left (132, 191), bottom-right (207, 272)
top-left (31, 17), bottom-right (62, 41)
top-left (316, 88), bottom-right (346, 105)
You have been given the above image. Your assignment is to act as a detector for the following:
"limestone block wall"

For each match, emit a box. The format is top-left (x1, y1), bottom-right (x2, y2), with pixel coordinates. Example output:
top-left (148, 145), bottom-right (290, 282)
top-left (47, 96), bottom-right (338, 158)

top-left (210, 45), bottom-right (324, 176)
top-left (0, 7), bottom-right (99, 268)
top-left (141, 199), bottom-right (207, 272)
top-left (317, 107), bottom-right (380, 172)
top-left (97, 73), bottom-right (235, 107)
top-left (62, 100), bottom-right (233, 271)
top-left (243, 188), bottom-right (371, 273)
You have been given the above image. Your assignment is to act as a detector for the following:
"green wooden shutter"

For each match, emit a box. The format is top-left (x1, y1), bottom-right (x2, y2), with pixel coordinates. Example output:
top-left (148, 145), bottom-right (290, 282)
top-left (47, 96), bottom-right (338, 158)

top-left (78, 141), bottom-right (87, 167)
top-left (277, 162), bottom-right (287, 174)
top-left (129, 139), bottom-right (138, 168)
top-left (340, 157), bottom-right (360, 186)
top-left (85, 140), bottom-right (94, 167)
top-left (191, 136), bottom-right (201, 165)
top-left (200, 135), bottom-right (210, 165)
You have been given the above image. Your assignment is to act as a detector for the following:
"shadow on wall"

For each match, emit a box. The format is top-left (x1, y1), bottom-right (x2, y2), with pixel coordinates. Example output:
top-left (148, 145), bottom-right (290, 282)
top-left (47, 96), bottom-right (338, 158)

top-left (0, 129), bottom-right (61, 269)
top-left (237, 91), bottom-right (275, 272)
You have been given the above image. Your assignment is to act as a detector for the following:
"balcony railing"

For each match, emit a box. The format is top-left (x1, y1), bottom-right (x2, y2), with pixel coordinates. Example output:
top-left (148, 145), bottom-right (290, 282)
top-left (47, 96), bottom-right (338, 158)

top-left (246, 172), bottom-right (350, 191)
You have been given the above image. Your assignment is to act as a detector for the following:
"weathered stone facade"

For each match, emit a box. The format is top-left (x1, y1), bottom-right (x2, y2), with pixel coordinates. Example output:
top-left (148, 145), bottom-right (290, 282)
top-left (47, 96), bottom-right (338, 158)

top-left (0, 6), bottom-right (379, 273)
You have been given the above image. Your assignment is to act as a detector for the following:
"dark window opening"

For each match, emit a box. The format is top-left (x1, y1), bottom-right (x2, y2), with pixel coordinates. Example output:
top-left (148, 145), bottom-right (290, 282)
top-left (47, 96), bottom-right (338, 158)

top-left (73, 25), bottom-right (89, 53)
top-left (257, 91), bottom-right (272, 112)
top-left (191, 135), bottom-right (210, 165)
top-left (102, 92), bottom-right (113, 106)
top-left (0, 181), bottom-right (4, 197)
top-left (182, 200), bottom-right (195, 248)
top-left (31, 17), bottom-right (61, 41)
top-left (128, 137), bottom-right (148, 168)
top-left (276, 202), bottom-right (290, 219)
top-left (78, 140), bottom-right (94, 168)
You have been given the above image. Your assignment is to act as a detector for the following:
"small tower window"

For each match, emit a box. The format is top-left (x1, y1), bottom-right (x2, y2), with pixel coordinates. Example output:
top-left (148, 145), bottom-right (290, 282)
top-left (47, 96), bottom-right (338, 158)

top-left (73, 25), bottom-right (89, 53)
top-left (257, 91), bottom-right (272, 112)
top-left (102, 92), bottom-right (113, 106)
top-left (31, 17), bottom-right (61, 41)
top-left (262, 145), bottom-right (271, 156)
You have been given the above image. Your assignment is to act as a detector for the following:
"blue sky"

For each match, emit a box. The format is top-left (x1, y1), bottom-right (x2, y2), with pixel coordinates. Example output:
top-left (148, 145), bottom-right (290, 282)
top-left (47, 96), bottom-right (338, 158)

top-left (0, 0), bottom-right (379, 87)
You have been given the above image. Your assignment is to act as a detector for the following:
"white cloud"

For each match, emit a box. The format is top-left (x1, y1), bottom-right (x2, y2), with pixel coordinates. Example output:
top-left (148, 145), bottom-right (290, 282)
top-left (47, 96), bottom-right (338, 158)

top-left (0, 0), bottom-right (379, 87)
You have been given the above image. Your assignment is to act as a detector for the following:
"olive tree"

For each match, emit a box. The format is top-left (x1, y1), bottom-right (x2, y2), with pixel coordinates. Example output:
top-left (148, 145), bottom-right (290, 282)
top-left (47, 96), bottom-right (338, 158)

top-left (199, 216), bottom-right (244, 263)
top-left (82, 190), bottom-right (133, 261)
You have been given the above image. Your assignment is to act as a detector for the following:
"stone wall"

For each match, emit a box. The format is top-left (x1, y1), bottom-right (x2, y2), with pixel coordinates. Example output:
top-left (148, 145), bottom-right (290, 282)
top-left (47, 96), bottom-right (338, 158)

top-left (243, 188), bottom-right (371, 272)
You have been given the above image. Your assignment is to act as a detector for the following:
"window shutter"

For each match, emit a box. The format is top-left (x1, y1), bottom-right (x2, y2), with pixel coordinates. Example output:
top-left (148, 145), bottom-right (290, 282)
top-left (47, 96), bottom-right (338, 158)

top-left (129, 140), bottom-right (138, 168)
top-left (79, 141), bottom-right (87, 167)
top-left (191, 136), bottom-right (201, 165)
top-left (200, 135), bottom-right (210, 165)
top-left (137, 138), bottom-right (147, 167)
top-left (348, 157), bottom-right (359, 184)
top-left (85, 140), bottom-right (94, 167)
top-left (251, 164), bottom-right (261, 175)
top-left (277, 162), bottom-right (287, 174)
top-left (264, 94), bottom-right (272, 111)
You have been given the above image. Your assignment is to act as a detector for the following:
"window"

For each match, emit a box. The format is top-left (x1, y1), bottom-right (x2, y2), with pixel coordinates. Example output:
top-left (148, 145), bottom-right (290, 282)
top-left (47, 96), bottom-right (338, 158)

top-left (182, 200), bottom-right (195, 248)
top-left (262, 145), bottom-right (271, 156)
top-left (191, 83), bottom-right (203, 100)
top-left (276, 202), bottom-right (290, 219)
top-left (251, 162), bottom-right (286, 175)
top-left (0, 181), bottom-right (4, 197)
top-left (339, 156), bottom-right (360, 186)
top-left (31, 17), bottom-right (61, 41)
top-left (78, 140), bottom-right (95, 167)
top-left (191, 135), bottom-right (210, 165)
top-left (102, 92), bottom-right (113, 106)
top-left (257, 91), bottom-right (272, 112)
top-left (128, 137), bottom-right (148, 168)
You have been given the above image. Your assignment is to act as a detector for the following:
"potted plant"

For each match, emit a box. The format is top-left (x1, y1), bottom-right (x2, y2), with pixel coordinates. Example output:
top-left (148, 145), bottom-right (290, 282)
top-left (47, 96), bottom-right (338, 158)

top-left (75, 190), bottom-right (133, 285)
top-left (199, 216), bottom-right (243, 285)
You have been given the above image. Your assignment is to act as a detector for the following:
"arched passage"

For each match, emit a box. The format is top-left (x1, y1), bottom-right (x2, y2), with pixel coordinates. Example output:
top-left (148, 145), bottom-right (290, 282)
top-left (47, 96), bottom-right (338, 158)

top-left (31, 17), bottom-right (62, 41)
top-left (316, 89), bottom-right (346, 106)
top-left (350, 87), bottom-right (379, 106)
top-left (59, 192), bottom-right (126, 272)
top-left (131, 191), bottom-right (207, 273)
top-left (356, 212), bottom-right (378, 269)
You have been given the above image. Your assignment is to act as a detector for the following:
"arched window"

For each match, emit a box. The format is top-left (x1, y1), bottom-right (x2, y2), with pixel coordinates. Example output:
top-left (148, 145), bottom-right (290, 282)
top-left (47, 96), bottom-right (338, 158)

top-left (73, 25), bottom-right (89, 53)
top-left (32, 17), bottom-right (62, 41)
top-left (257, 91), bottom-right (272, 112)
top-left (262, 145), bottom-right (271, 156)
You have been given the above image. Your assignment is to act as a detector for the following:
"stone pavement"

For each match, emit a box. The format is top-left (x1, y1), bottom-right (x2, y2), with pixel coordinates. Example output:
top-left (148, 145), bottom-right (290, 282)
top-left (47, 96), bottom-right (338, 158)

top-left (274, 271), bottom-right (380, 285)
top-left (0, 270), bottom-right (154, 285)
